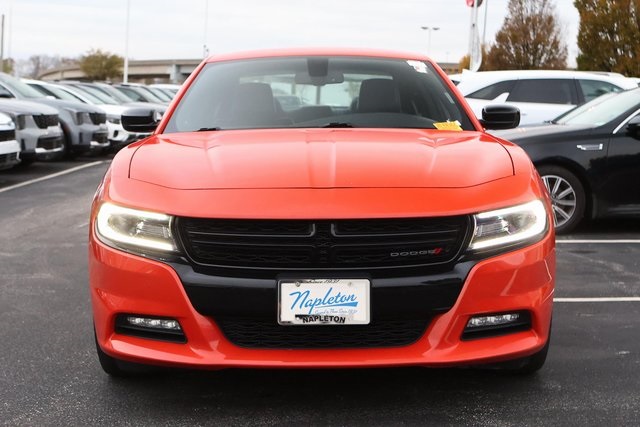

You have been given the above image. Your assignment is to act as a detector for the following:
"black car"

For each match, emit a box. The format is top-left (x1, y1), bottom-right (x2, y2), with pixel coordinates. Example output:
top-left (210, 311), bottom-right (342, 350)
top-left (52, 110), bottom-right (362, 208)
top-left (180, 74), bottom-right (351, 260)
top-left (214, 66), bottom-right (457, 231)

top-left (495, 88), bottom-right (640, 233)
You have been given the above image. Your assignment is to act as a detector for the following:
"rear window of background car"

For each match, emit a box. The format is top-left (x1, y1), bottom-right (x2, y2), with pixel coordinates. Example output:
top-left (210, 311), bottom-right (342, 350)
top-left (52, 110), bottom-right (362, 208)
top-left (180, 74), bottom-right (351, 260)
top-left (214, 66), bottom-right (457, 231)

top-left (507, 79), bottom-right (578, 105)
top-left (467, 80), bottom-right (516, 100)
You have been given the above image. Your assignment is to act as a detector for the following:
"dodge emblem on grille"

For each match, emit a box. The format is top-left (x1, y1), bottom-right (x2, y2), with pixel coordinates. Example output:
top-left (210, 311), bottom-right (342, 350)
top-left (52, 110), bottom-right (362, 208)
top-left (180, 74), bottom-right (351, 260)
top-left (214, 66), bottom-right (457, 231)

top-left (390, 248), bottom-right (444, 257)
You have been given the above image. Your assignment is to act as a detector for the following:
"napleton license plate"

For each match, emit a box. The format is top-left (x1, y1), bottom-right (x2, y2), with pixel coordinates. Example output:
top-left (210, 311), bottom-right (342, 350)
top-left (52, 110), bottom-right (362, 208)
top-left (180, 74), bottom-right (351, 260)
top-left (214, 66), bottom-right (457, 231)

top-left (278, 279), bottom-right (370, 325)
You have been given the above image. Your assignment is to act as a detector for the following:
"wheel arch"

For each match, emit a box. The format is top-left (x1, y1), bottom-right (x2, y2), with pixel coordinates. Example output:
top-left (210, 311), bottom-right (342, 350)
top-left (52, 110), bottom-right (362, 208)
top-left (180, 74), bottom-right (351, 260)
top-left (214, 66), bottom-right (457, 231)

top-left (534, 158), bottom-right (596, 220)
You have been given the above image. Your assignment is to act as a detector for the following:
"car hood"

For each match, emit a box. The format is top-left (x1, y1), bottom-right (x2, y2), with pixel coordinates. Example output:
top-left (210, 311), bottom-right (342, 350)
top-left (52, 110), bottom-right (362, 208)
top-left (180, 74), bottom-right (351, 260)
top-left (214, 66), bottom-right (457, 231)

top-left (494, 123), bottom-right (594, 142)
top-left (35, 98), bottom-right (105, 113)
top-left (0, 99), bottom-right (59, 115)
top-left (128, 129), bottom-right (514, 190)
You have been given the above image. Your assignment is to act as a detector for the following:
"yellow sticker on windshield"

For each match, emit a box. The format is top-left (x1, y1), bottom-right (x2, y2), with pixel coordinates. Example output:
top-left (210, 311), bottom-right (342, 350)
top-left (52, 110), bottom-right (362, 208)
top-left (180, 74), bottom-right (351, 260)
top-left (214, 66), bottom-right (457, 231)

top-left (433, 121), bottom-right (463, 131)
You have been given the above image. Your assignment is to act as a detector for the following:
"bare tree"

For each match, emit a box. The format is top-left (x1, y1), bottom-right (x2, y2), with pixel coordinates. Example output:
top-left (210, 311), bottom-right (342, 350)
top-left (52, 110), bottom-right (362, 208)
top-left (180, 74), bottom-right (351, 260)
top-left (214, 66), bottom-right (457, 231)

top-left (17, 55), bottom-right (76, 78)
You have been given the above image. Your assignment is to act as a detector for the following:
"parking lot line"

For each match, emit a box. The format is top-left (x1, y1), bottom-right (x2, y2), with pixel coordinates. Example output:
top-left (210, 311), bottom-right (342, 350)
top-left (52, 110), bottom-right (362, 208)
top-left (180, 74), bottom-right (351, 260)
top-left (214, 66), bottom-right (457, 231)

top-left (0, 161), bottom-right (107, 194)
top-left (554, 297), bottom-right (640, 302)
top-left (557, 239), bottom-right (640, 244)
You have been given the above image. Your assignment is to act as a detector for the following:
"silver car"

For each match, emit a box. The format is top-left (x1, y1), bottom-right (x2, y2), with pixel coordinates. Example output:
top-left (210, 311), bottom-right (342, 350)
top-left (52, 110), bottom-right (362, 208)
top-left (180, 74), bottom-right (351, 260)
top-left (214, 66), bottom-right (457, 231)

top-left (0, 99), bottom-right (64, 165)
top-left (0, 73), bottom-right (108, 157)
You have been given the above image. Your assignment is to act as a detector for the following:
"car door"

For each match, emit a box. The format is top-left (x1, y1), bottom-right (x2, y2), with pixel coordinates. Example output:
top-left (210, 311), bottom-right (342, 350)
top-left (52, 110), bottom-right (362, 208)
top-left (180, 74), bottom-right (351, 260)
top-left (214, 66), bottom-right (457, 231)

top-left (600, 110), bottom-right (640, 215)
top-left (506, 79), bottom-right (578, 125)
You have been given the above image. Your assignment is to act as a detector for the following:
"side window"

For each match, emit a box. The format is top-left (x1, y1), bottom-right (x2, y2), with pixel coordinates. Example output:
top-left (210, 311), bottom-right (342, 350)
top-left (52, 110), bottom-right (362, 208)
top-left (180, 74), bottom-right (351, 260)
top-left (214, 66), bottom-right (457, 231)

top-left (0, 84), bottom-right (14, 98)
top-left (507, 79), bottom-right (577, 104)
top-left (467, 80), bottom-right (516, 100)
top-left (578, 79), bottom-right (623, 102)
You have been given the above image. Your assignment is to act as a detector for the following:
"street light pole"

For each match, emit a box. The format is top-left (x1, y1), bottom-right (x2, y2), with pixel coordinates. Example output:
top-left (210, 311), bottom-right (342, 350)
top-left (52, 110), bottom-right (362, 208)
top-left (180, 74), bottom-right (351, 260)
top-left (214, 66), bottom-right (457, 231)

top-left (123, 0), bottom-right (130, 83)
top-left (420, 26), bottom-right (440, 57)
top-left (203, 0), bottom-right (209, 57)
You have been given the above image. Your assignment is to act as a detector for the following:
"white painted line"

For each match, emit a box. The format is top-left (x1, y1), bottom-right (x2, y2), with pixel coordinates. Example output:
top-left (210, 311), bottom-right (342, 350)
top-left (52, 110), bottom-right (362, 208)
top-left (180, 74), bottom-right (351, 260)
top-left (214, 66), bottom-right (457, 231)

top-left (557, 239), bottom-right (640, 244)
top-left (554, 297), bottom-right (640, 302)
top-left (0, 161), bottom-right (106, 194)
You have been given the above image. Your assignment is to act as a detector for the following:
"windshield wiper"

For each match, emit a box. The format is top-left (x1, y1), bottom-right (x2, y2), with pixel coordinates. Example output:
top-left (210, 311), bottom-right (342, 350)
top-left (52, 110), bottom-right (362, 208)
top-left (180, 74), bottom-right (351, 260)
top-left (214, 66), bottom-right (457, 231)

top-left (197, 127), bottom-right (221, 132)
top-left (321, 122), bottom-right (354, 128)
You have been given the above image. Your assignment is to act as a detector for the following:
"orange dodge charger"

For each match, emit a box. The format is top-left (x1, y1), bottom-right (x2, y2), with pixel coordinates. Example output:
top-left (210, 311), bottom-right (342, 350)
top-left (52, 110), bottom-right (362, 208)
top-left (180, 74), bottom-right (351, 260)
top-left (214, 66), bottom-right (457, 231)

top-left (89, 49), bottom-right (555, 376)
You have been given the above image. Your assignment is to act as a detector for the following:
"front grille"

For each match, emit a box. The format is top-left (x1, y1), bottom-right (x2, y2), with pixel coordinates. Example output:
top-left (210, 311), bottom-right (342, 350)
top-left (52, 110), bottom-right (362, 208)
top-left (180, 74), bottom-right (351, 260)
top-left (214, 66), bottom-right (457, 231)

top-left (37, 135), bottom-right (63, 150)
top-left (0, 129), bottom-right (15, 142)
top-left (176, 217), bottom-right (470, 270)
top-left (0, 152), bottom-right (18, 165)
top-left (216, 317), bottom-right (429, 349)
top-left (33, 114), bottom-right (58, 129)
top-left (89, 112), bottom-right (107, 125)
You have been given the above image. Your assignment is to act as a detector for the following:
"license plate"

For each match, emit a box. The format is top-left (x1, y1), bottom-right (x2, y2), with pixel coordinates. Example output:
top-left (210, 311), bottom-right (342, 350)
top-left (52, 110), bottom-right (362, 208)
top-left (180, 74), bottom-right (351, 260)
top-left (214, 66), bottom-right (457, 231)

top-left (278, 279), bottom-right (370, 325)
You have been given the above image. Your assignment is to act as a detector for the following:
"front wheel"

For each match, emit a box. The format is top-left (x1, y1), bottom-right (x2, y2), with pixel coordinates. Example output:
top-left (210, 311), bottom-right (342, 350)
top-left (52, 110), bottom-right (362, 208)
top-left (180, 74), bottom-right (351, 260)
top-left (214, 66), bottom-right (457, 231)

top-left (94, 328), bottom-right (152, 377)
top-left (537, 165), bottom-right (586, 234)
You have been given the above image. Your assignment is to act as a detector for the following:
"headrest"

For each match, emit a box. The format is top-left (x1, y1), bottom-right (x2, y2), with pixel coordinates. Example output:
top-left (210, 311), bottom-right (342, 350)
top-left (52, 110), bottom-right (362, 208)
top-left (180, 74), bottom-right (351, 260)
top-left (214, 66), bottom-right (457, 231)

top-left (357, 78), bottom-right (401, 113)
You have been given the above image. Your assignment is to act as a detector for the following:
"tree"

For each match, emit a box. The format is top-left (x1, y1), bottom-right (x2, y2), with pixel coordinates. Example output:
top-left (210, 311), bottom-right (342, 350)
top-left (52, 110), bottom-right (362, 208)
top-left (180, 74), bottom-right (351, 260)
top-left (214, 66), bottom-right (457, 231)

top-left (574, 0), bottom-right (640, 76)
top-left (79, 49), bottom-right (124, 81)
top-left (20, 55), bottom-right (75, 78)
top-left (2, 58), bottom-right (14, 74)
top-left (484, 0), bottom-right (567, 70)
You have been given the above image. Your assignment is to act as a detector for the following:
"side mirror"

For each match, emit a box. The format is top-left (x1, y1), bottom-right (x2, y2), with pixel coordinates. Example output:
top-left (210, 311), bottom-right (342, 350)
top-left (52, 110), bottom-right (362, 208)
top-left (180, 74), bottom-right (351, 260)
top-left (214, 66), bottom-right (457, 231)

top-left (121, 108), bottom-right (161, 133)
top-left (626, 115), bottom-right (640, 139)
top-left (480, 105), bottom-right (521, 130)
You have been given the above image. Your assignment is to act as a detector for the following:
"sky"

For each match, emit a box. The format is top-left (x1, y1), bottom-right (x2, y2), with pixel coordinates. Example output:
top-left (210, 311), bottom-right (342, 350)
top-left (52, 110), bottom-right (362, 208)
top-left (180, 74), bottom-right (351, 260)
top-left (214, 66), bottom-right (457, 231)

top-left (0, 0), bottom-right (581, 66)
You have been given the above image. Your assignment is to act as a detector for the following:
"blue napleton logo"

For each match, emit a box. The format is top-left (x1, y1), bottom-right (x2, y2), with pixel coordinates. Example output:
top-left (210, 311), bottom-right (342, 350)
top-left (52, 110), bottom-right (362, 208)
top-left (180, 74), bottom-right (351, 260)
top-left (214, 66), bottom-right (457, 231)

top-left (288, 287), bottom-right (358, 314)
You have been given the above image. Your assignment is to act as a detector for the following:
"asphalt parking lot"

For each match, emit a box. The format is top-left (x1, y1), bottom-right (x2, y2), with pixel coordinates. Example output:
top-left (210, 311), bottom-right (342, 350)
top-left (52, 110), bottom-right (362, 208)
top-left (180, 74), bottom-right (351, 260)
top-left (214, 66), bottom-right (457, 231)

top-left (1, 159), bottom-right (639, 426)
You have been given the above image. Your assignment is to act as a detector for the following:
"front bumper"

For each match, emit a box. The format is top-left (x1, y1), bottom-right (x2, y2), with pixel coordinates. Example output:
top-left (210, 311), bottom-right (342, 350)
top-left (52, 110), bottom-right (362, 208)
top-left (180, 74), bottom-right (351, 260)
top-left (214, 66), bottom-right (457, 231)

top-left (0, 139), bottom-right (20, 170)
top-left (90, 234), bottom-right (555, 369)
top-left (71, 124), bottom-right (109, 152)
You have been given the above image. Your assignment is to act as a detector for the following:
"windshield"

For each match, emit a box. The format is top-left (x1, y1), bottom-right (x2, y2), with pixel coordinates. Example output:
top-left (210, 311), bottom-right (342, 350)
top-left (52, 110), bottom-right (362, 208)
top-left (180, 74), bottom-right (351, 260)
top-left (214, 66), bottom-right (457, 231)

top-left (145, 86), bottom-right (173, 102)
top-left (41, 84), bottom-right (102, 103)
top-left (555, 88), bottom-right (640, 126)
top-left (0, 73), bottom-right (45, 99)
top-left (72, 84), bottom-right (119, 105)
top-left (85, 84), bottom-right (135, 104)
top-left (164, 56), bottom-right (473, 133)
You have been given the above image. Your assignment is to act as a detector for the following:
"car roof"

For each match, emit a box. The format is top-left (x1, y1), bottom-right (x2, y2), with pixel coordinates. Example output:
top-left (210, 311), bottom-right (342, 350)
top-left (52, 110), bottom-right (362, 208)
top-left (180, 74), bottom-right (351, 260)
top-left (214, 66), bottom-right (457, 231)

top-left (456, 70), bottom-right (639, 95)
top-left (204, 48), bottom-right (433, 63)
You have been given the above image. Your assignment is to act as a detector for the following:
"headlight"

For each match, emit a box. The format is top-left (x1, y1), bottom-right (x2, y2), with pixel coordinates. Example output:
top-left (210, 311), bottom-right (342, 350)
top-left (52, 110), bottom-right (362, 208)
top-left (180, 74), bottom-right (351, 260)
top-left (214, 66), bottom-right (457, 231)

top-left (469, 200), bottom-right (548, 252)
top-left (107, 115), bottom-right (121, 125)
top-left (73, 111), bottom-right (91, 125)
top-left (8, 113), bottom-right (26, 130)
top-left (95, 202), bottom-right (178, 255)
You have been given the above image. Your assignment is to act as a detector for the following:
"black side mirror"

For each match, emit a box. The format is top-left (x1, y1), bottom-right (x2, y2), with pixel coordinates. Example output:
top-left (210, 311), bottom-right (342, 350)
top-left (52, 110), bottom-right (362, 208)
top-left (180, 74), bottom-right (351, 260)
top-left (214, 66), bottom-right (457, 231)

top-left (480, 105), bottom-right (521, 130)
top-left (626, 115), bottom-right (640, 139)
top-left (121, 108), bottom-right (161, 133)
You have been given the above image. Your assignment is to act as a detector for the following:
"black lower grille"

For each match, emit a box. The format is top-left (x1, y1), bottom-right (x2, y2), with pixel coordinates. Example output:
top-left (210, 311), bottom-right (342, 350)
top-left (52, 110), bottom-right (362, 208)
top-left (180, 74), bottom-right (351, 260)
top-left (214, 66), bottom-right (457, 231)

top-left (37, 135), bottom-right (63, 150)
top-left (216, 317), bottom-right (429, 349)
top-left (93, 132), bottom-right (108, 144)
top-left (177, 217), bottom-right (470, 270)
top-left (0, 152), bottom-right (18, 164)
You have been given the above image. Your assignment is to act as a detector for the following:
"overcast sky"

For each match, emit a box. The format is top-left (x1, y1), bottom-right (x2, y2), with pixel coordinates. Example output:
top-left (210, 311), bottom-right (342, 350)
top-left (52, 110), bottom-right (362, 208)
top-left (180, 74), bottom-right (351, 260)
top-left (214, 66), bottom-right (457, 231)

top-left (1, 0), bottom-right (580, 66)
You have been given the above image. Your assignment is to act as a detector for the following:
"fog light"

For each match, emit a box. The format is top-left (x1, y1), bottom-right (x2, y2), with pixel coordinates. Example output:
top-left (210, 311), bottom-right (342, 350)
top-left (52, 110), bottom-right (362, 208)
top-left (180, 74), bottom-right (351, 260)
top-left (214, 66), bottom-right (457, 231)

top-left (126, 316), bottom-right (182, 331)
top-left (115, 314), bottom-right (187, 343)
top-left (462, 311), bottom-right (531, 340)
top-left (467, 313), bottom-right (520, 328)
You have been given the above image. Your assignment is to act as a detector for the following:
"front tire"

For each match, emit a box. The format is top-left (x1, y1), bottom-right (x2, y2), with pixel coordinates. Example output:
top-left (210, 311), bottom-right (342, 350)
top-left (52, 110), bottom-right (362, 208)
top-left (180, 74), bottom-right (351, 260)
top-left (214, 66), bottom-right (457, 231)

top-left (538, 165), bottom-right (586, 234)
top-left (94, 329), bottom-right (153, 377)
